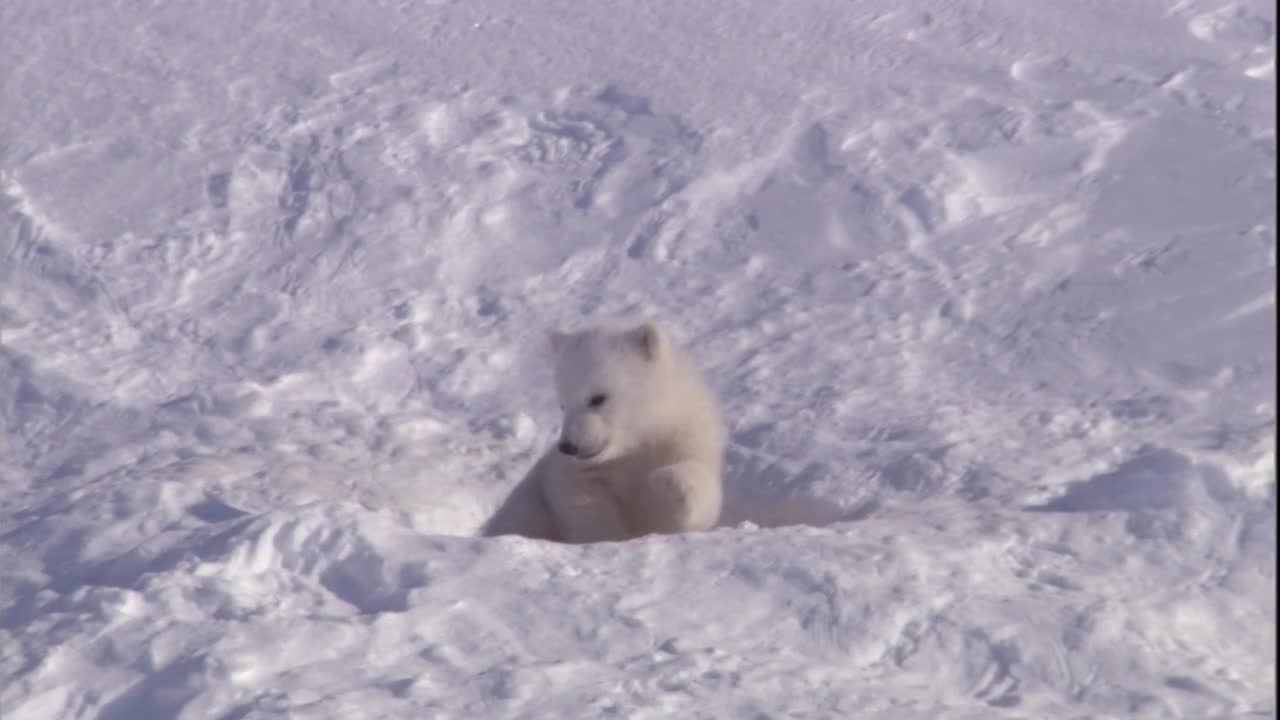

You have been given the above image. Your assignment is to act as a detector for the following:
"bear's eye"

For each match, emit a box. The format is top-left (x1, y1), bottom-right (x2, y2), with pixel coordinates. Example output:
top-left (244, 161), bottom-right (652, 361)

top-left (588, 393), bottom-right (608, 408)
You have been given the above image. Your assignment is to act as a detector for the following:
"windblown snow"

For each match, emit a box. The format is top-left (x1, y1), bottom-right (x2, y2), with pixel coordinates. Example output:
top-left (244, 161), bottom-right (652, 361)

top-left (1, 1), bottom-right (1275, 718)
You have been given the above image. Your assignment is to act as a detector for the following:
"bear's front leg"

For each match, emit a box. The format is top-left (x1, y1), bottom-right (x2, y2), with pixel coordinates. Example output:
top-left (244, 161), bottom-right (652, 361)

top-left (641, 461), bottom-right (723, 535)
top-left (543, 471), bottom-right (630, 544)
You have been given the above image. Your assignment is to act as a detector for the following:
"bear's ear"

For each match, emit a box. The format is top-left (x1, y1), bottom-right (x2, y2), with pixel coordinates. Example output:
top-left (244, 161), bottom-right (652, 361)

top-left (629, 322), bottom-right (664, 361)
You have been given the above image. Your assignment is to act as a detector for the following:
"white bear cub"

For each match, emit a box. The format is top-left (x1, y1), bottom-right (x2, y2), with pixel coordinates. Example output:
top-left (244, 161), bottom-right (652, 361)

top-left (482, 321), bottom-right (725, 543)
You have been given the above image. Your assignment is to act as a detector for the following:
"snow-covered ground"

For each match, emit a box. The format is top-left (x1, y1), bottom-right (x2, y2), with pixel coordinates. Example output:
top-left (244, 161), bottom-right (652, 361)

top-left (1, 0), bottom-right (1275, 717)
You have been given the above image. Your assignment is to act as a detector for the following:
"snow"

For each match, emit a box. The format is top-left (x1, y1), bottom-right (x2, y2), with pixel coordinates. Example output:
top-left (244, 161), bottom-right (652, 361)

top-left (0, 0), bottom-right (1274, 717)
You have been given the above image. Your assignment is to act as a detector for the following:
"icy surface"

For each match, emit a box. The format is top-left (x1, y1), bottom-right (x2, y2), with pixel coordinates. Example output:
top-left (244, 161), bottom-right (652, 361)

top-left (1, 1), bottom-right (1275, 718)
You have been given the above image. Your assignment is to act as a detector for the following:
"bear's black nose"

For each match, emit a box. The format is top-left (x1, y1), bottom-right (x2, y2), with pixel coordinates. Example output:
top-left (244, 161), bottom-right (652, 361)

top-left (558, 441), bottom-right (578, 456)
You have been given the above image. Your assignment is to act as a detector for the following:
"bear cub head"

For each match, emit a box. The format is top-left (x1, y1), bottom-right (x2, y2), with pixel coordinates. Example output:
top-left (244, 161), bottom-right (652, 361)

top-left (548, 322), bottom-right (672, 465)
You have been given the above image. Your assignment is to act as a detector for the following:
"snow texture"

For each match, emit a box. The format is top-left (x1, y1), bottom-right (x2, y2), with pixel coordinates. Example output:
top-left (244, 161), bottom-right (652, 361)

top-left (1, 0), bottom-right (1275, 718)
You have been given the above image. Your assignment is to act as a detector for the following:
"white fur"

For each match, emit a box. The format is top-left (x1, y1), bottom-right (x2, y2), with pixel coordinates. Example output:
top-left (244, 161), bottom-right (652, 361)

top-left (482, 321), bottom-right (725, 543)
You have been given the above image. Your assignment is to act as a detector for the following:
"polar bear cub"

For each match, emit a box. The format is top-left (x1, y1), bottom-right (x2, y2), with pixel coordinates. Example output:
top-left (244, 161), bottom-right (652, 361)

top-left (482, 320), bottom-right (725, 543)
